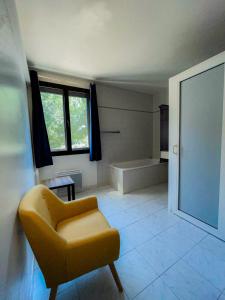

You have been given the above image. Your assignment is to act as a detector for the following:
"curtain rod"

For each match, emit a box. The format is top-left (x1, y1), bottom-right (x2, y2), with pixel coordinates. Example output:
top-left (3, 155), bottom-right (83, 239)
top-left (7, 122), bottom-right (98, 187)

top-left (98, 105), bottom-right (159, 114)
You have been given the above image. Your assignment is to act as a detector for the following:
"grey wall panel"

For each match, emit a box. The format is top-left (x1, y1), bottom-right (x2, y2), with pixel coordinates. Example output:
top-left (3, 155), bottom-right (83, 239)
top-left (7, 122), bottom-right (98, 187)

top-left (179, 64), bottom-right (224, 228)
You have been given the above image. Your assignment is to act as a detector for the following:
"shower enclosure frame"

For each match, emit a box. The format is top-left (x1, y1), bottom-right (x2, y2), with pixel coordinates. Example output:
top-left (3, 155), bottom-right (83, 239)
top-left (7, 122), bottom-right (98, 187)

top-left (168, 51), bottom-right (225, 240)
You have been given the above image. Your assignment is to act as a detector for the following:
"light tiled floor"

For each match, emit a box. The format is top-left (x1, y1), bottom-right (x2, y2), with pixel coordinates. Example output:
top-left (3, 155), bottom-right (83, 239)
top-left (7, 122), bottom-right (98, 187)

top-left (33, 183), bottom-right (225, 300)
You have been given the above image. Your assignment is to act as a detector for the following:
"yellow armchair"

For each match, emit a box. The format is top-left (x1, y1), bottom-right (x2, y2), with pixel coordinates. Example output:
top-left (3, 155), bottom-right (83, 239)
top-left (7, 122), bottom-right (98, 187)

top-left (18, 185), bottom-right (123, 299)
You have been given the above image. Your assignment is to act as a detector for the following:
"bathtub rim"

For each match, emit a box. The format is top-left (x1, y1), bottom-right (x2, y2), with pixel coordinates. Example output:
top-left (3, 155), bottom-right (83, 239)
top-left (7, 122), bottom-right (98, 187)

top-left (110, 158), bottom-right (167, 171)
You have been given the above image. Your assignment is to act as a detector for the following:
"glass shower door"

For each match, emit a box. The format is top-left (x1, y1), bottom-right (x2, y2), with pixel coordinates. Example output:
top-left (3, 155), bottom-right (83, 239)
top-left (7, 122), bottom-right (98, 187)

top-left (179, 64), bottom-right (224, 228)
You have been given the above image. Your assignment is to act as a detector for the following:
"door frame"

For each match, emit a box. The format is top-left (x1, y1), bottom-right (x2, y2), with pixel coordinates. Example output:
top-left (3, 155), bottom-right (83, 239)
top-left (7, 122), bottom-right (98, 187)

top-left (168, 51), bottom-right (225, 240)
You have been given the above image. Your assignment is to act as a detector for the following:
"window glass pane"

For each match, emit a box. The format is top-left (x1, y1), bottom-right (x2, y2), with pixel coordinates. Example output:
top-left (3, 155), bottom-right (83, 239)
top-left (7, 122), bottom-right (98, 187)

top-left (69, 93), bottom-right (89, 149)
top-left (41, 89), bottom-right (66, 151)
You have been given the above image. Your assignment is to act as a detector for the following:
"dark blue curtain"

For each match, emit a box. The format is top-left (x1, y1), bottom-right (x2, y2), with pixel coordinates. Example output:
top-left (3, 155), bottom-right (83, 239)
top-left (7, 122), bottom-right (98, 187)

top-left (30, 70), bottom-right (53, 168)
top-left (89, 83), bottom-right (102, 161)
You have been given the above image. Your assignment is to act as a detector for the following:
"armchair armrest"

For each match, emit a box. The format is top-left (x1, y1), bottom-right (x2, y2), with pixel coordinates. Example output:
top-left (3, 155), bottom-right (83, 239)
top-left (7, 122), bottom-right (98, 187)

top-left (67, 227), bottom-right (119, 249)
top-left (19, 210), bottom-right (68, 287)
top-left (66, 228), bottom-right (120, 278)
top-left (59, 195), bottom-right (98, 221)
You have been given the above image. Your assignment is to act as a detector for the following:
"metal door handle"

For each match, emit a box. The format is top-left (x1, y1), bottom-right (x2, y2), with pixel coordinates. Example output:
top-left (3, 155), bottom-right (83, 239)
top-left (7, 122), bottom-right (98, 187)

top-left (173, 145), bottom-right (178, 155)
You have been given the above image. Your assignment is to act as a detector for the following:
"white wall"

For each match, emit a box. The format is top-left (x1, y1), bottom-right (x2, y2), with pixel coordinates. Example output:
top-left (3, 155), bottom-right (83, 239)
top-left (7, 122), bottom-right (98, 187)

top-left (39, 155), bottom-right (97, 189)
top-left (97, 84), bottom-right (153, 185)
top-left (152, 89), bottom-right (168, 158)
top-left (0, 0), bottom-right (35, 298)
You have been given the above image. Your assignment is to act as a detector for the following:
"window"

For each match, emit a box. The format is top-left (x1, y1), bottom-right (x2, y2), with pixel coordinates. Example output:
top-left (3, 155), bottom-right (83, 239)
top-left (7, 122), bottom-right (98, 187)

top-left (69, 91), bottom-right (89, 150)
top-left (40, 87), bottom-right (66, 151)
top-left (40, 82), bottom-right (90, 155)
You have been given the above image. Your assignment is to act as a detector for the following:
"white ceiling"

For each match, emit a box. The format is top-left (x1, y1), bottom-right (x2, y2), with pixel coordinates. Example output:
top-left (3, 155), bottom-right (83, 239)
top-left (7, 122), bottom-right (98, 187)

top-left (15, 0), bottom-right (225, 94)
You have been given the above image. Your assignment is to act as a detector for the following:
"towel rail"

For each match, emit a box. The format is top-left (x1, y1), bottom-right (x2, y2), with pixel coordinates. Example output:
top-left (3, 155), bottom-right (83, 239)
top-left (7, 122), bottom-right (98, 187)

top-left (100, 130), bottom-right (120, 134)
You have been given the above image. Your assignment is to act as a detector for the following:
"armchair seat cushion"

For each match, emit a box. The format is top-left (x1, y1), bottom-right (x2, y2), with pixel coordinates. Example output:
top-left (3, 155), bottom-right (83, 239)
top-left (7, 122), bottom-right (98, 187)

top-left (56, 209), bottom-right (110, 242)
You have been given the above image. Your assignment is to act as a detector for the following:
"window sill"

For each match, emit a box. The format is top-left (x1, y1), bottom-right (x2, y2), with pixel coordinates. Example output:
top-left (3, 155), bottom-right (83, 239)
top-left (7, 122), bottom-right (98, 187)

top-left (51, 148), bottom-right (90, 156)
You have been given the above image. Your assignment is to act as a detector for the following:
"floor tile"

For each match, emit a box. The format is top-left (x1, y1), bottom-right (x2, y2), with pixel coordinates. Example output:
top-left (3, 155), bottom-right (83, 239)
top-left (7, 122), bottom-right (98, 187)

top-left (199, 235), bottom-right (225, 262)
top-left (162, 260), bottom-right (220, 300)
top-left (183, 244), bottom-right (225, 291)
top-left (107, 210), bottom-right (140, 229)
top-left (134, 277), bottom-right (178, 300)
top-left (168, 219), bottom-right (208, 243)
top-left (120, 218), bottom-right (154, 248)
top-left (32, 267), bottom-right (79, 300)
top-left (219, 291), bottom-right (225, 300)
top-left (57, 279), bottom-right (78, 295)
top-left (157, 226), bottom-right (197, 257)
top-left (116, 249), bottom-right (157, 299)
top-left (57, 283), bottom-right (79, 300)
top-left (148, 183), bottom-right (168, 195)
top-left (119, 230), bottom-right (136, 256)
top-left (76, 267), bottom-right (128, 300)
top-left (121, 196), bottom-right (150, 210)
top-left (154, 208), bottom-right (180, 224)
top-left (141, 208), bottom-right (180, 235)
top-left (137, 237), bottom-right (180, 275)
top-left (99, 201), bottom-right (124, 217)
top-left (125, 199), bottom-right (165, 219)
top-left (109, 193), bottom-right (149, 210)
top-left (32, 267), bottom-right (49, 300)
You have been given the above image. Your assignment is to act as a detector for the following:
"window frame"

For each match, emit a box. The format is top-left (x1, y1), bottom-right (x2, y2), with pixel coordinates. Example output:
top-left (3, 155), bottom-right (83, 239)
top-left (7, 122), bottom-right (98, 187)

top-left (40, 81), bottom-right (90, 156)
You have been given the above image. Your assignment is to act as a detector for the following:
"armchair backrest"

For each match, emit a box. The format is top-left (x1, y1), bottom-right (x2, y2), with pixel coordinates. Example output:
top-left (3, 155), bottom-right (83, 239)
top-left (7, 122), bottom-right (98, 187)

top-left (19, 184), bottom-right (63, 228)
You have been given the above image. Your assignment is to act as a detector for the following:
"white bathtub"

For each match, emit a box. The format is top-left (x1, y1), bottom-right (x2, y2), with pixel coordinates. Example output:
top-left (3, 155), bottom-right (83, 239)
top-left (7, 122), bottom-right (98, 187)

top-left (110, 158), bottom-right (168, 194)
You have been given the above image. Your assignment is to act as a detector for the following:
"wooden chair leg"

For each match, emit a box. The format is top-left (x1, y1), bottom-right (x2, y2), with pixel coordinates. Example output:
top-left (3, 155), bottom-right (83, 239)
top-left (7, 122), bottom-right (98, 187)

top-left (49, 286), bottom-right (58, 300)
top-left (109, 263), bottom-right (123, 292)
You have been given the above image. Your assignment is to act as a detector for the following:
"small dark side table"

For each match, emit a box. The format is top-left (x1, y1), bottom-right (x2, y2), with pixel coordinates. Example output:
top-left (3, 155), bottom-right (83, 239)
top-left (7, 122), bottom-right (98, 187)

top-left (44, 176), bottom-right (75, 201)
